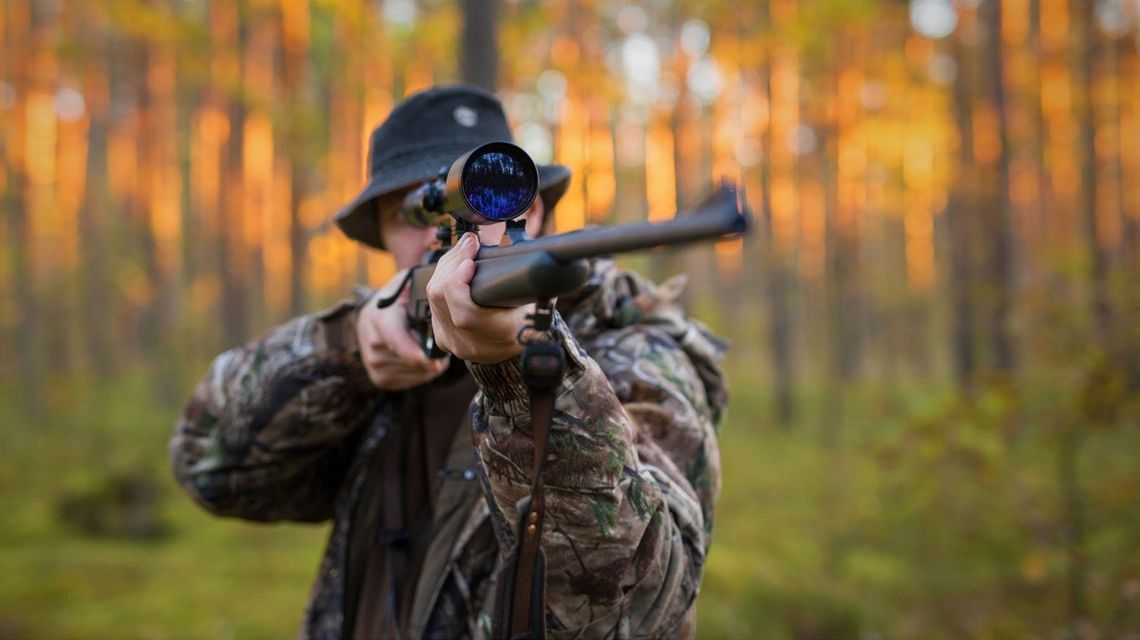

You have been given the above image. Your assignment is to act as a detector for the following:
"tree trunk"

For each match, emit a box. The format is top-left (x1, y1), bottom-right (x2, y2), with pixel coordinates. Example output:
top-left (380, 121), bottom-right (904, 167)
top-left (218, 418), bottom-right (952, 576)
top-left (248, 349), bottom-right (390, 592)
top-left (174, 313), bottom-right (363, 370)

top-left (767, 235), bottom-right (796, 425)
top-left (820, 59), bottom-right (849, 578)
top-left (947, 26), bottom-right (977, 392)
top-left (824, 104), bottom-right (858, 381)
top-left (79, 24), bottom-right (115, 376)
top-left (216, 3), bottom-right (250, 348)
top-left (1028, 0), bottom-right (1053, 247)
top-left (980, 0), bottom-right (1016, 374)
top-left (759, 13), bottom-right (794, 425)
top-left (280, 0), bottom-right (311, 317)
top-left (133, 42), bottom-right (166, 358)
top-left (5, 1), bottom-right (41, 413)
top-left (1073, 0), bottom-right (1110, 348)
top-left (460, 0), bottom-right (499, 92)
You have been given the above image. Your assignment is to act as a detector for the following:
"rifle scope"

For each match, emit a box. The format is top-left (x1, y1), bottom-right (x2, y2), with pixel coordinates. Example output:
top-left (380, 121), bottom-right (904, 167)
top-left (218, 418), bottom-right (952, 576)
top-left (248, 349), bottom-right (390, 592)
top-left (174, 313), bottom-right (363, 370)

top-left (401, 141), bottom-right (539, 227)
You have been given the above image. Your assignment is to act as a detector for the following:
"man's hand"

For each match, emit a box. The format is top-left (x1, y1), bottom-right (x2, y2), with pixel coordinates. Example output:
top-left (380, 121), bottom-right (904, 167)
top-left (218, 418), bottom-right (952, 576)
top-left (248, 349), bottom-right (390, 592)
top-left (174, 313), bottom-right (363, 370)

top-left (427, 232), bottom-right (533, 364)
top-left (356, 269), bottom-right (450, 390)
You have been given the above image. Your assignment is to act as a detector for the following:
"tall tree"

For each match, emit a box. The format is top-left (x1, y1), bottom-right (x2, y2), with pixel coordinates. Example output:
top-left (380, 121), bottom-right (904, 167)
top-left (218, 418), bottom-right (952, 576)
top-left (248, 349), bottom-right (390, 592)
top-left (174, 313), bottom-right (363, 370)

top-left (819, 41), bottom-right (850, 578)
top-left (1027, 0), bottom-right (1053, 246)
top-left (761, 2), bottom-right (795, 424)
top-left (1073, 0), bottom-right (1110, 346)
top-left (214, 1), bottom-right (250, 348)
top-left (5, 0), bottom-right (41, 412)
top-left (980, 0), bottom-right (1016, 374)
top-left (132, 38), bottom-right (165, 357)
top-left (946, 18), bottom-right (978, 391)
top-left (281, 0), bottom-right (312, 318)
top-left (78, 11), bottom-right (115, 376)
top-left (460, 0), bottom-right (499, 91)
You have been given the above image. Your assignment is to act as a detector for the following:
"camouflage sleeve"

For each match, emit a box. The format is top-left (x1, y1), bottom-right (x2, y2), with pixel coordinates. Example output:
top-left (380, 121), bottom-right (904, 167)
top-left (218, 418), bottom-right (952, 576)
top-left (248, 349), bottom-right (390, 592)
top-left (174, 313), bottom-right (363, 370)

top-left (468, 310), bottom-right (722, 638)
top-left (169, 300), bottom-right (383, 523)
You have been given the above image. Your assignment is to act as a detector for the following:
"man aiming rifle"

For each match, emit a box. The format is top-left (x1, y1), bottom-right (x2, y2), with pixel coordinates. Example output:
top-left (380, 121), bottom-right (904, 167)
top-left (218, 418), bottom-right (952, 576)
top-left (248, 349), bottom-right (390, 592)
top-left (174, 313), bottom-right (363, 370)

top-left (170, 85), bottom-right (736, 639)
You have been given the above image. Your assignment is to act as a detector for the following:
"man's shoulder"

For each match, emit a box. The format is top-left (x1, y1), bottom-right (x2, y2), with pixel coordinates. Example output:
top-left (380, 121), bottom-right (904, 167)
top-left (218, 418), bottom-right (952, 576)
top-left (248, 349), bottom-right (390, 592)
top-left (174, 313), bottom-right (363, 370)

top-left (560, 260), bottom-right (677, 328)
top-left (560, 259), bottom-right (730, 422)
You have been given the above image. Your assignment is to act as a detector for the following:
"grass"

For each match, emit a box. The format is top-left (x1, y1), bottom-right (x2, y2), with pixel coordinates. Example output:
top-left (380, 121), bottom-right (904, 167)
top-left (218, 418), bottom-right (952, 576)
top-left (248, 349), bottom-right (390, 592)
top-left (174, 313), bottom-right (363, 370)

top-left (0, 373), bottom-right (327, 639)
top-left (1, 361), bottom-right (1137, 639)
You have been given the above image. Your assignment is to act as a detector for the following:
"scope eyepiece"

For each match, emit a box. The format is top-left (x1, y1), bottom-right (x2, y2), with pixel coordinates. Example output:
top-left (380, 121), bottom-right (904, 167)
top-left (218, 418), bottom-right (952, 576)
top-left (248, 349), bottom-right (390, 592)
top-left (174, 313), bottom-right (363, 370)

top-left (398, 180), bottom-right (446, 228)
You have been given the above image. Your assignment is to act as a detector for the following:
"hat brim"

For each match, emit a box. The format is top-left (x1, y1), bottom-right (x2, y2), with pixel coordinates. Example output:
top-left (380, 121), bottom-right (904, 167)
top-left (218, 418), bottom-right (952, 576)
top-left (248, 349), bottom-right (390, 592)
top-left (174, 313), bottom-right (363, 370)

top-left (335, 160), bottom-right (572, 251)
top-left (536, 163), bottom-right (572, 231)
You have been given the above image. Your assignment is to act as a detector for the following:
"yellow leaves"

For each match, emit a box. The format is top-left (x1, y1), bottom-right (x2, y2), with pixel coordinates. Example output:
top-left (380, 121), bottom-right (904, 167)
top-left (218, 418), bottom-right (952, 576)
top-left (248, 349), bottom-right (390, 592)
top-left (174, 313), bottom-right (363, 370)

top-left (578, 108), bottom-right (616, 226)
top-left (550, 35), bottom-right (580, 69)
top-left (715, 238), bottom-right (743, 282)
top-left (198, 107), bottom-right (230, 147)
top-left (279, 0), bottom-right (311, 56)
top-left (1002, 0), bottom-right (1030, 46)
top-left (1041, 64), bottom-right (1072, 114)
top-left (645, 121), bottom-right (676, 224)
top-left (905, 208), bottom-right (935, 292)
top-left (903, 137), bottom-right (935, 189)
top-left (24, 91), bottom-right (57, 188)
top-left (972, 103), bottom-right (1001, 166)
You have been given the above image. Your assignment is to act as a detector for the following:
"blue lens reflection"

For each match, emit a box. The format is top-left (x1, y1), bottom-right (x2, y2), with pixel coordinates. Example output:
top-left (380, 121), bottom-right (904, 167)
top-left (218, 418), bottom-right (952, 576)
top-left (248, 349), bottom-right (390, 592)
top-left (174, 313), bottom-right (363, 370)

top-left (463, 149), bottom-right (536, 221)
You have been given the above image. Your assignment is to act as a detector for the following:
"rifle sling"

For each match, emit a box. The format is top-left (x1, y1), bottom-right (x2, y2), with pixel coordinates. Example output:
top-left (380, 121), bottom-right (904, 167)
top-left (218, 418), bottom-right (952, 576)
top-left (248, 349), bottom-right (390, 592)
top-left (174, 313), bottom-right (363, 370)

top-left (500, 338), bottom-right (564, 639)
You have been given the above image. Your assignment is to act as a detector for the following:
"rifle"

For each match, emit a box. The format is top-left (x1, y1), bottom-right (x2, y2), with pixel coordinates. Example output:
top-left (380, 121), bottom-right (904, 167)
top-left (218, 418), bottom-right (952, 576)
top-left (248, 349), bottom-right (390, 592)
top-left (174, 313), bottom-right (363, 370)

top-left (376, 141), bottom-right (749, 639)
top-left (376, 141), bottom-right (751, 355)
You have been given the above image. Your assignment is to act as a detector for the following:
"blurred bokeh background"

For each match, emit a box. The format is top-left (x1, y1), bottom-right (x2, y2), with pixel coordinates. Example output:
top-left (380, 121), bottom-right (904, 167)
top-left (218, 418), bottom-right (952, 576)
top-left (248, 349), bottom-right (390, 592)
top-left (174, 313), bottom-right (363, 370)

top-left (2, 0), bottom-right (1140, 638)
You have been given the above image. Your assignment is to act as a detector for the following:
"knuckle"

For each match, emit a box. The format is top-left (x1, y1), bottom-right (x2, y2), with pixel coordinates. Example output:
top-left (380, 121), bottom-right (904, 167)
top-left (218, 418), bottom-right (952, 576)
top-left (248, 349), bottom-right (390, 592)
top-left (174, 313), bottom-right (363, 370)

top-left (452, 310), bottom-right (476, 330)
top-left (435, 335), bottom-right (453, 354)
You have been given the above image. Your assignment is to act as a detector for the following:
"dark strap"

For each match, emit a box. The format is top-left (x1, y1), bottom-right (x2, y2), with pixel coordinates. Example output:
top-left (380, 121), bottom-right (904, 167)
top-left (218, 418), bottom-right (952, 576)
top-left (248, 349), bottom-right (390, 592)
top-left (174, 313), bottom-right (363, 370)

top-left (498, 339), bottom-right (564, 640)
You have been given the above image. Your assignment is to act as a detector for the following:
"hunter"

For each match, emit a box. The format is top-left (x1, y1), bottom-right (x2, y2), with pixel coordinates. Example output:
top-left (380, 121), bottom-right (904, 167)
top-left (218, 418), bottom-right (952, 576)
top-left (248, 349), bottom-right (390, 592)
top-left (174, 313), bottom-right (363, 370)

top-left (170, 85), bottom-right (727, 639)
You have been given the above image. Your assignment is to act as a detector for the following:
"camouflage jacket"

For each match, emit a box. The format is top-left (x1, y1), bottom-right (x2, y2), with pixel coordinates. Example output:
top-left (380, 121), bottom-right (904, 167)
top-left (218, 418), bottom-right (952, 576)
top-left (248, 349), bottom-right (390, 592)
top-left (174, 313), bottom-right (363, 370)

top-left (170, 261), bottom-right (727, 639)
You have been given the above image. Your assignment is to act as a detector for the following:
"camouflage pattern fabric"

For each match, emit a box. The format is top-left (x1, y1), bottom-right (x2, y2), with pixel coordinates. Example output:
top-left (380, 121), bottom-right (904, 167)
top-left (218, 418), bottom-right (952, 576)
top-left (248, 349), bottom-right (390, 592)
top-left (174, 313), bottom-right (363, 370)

top-left (170, 259), bottom-right (727, 639)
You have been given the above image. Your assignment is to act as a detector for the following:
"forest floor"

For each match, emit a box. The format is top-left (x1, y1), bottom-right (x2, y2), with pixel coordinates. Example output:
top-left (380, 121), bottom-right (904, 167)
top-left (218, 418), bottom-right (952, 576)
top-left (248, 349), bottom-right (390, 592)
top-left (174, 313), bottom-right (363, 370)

top-left (1, 362), bottom-right (1137, 639)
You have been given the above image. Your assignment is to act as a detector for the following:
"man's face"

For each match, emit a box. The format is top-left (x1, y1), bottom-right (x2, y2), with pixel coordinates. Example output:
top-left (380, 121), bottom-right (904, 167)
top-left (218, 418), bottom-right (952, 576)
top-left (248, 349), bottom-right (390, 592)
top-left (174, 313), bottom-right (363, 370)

top-left (377, 188), bottom-right (547, 271)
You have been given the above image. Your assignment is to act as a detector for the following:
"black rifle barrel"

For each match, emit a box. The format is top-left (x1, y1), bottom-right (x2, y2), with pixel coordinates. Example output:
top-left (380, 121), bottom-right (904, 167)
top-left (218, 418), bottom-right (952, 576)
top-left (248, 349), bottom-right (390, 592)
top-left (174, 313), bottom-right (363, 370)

top-left (474, 182), bottom-right (748, 264)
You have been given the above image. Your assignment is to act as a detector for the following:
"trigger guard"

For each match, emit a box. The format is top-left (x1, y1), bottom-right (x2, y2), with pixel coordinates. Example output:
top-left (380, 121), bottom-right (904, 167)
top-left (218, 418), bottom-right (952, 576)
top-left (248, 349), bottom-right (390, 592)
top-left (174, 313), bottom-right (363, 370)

top-left (375, 270), bottom-right (414, 309)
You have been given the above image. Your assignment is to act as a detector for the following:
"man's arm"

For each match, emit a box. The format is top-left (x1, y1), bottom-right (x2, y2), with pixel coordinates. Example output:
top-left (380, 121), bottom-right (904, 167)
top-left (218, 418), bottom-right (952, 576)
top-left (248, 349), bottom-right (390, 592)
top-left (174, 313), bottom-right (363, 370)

top-left (169, 300), bottom-right (384, 523)
top-left (469, 309), bottom-right (722, 638)
top-left (425, 239), bottom-right (724, 637)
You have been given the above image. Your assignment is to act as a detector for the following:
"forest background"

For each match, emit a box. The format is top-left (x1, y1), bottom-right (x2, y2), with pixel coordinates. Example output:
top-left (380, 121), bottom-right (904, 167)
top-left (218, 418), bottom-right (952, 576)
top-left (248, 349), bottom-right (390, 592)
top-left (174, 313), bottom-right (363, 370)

top-left (2, 0), bottom-right (1139, 638)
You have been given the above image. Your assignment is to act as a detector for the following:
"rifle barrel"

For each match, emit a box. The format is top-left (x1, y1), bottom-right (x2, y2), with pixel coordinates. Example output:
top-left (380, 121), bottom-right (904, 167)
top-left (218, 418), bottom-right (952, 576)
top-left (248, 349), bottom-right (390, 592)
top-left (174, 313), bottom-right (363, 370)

top-left (474, 183), bottom-right (748, 264)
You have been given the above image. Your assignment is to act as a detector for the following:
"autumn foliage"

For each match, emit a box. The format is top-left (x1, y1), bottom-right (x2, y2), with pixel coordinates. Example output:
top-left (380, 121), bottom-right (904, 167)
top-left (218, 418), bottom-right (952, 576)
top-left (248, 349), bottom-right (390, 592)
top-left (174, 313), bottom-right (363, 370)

top-left (1, 1), bottom-right (1139, 638)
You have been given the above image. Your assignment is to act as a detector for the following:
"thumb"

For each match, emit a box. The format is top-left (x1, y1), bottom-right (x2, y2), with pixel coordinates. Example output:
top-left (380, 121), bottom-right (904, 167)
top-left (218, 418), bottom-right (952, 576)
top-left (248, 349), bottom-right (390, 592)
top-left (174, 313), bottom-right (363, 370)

top-left (456, 232), bottom-right (480, 259)
top-left (432, 232), bottom-right (478, 280)
top-left (379, 306), bottom-right (428, 363)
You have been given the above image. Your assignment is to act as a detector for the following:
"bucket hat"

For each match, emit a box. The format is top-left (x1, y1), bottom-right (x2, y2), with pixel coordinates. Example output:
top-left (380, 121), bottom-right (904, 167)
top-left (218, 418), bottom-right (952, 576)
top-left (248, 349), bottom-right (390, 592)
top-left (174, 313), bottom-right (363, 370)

top-left (334, 85), bottom-right (571, 250)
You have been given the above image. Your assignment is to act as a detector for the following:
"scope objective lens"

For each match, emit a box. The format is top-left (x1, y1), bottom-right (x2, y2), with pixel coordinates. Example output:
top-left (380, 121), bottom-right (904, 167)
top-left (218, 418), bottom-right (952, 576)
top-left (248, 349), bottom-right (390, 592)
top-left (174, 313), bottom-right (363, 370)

top-left (462, 145), bottom-right (537, 222)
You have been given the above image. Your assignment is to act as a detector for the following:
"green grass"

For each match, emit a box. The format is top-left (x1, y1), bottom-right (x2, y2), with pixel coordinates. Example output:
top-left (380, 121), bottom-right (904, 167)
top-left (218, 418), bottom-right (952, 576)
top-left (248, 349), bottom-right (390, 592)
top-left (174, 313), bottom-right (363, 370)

top-left (1, 364), bottom-right (1137, 639)
top-left (0, 373), bottom-right (327, 639)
